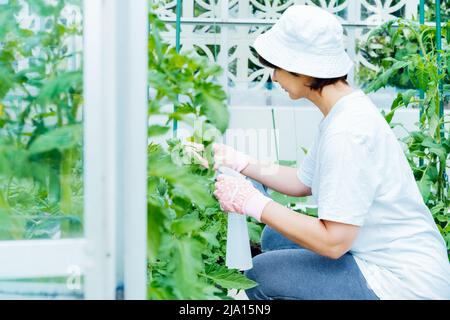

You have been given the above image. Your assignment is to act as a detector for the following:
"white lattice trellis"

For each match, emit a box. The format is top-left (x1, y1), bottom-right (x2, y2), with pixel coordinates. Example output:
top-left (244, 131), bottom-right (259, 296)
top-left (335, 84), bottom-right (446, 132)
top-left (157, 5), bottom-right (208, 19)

top-left (155, 0), bottom-right (419, 103)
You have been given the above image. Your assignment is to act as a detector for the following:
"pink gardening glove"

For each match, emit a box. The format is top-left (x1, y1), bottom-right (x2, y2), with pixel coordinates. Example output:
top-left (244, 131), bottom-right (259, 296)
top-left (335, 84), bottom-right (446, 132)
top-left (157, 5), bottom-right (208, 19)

top-left (213, 143), bottom-right (253, 173)
top-left (180, 142), bottom-right (252, 172)
top-left (213, 175), bottom-right (273, 222)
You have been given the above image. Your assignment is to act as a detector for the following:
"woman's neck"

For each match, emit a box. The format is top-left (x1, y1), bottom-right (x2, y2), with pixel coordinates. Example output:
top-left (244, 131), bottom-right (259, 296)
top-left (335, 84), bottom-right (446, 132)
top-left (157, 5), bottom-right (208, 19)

top-left (306, 81), bottom-right (355, 117)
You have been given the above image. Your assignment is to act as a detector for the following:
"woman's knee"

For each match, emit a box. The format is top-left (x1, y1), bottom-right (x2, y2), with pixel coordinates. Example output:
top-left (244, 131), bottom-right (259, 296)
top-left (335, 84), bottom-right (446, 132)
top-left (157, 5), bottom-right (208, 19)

top-left (244, 251), bottom-right (301, 300)
top-left (244, 256), bottom-right (273, 300)
top-left (244, 269), bottom-right (261, 300)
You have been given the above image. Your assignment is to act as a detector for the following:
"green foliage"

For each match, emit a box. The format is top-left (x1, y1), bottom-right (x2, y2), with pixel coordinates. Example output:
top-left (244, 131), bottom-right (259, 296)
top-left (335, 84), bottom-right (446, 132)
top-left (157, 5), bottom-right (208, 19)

top-left (424, 0), bottom-right (450, 22)
top-left (357, 17), bottom-right (450, 90)
top-left (363, 19), bottom-right (450, 257)
top-left (0, 0), bottom-right (83, 240)
top-left (148, 12), bottom-right (229, 134)
top-left (147, 144), bottom-right (258, 299)
top-left (147, 11), bottom-right (258, 299)
top-left (28, 124), bottom-right (82, 155)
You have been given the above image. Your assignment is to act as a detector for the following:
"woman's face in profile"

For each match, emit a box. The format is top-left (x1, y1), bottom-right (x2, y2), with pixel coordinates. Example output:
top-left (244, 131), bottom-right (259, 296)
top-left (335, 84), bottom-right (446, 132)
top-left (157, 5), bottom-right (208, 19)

top-left (271, 68), bottom-right (312, 100)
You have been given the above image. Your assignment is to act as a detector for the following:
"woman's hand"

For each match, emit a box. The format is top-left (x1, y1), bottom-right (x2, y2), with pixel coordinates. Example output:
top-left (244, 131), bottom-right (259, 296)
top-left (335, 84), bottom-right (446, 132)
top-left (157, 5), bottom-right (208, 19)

top-left (182, 141), bottom-right (209, 168)
top-left (213, 175), bottom-right (272, 222)
top-left (182, 141), bottom-right (253, 173)
top-left (212, 143), bottom-right (252, 172)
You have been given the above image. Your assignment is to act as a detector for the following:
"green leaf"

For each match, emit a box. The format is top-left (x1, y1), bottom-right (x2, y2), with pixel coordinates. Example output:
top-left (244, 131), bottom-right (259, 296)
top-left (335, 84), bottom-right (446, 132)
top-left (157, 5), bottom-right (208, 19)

top-left (400, 89), bottom-right (417, 107)
top-left (0, 66), bottom-right (15, 99)
top-left (171, 215), bottom-right (204, 235)
top-left (247, 220), bottom-right (263, 244)
top-left (171, 238), bottom-right (207, 299)
top-left (148, 125), bottom-right (170, 137)
top-left (196, 82), bottom-right (229, 133)
top-left (148, 148), bottom-right (215, 207)
top-left (168, 103), bottom-right (196, 121)
top-left (434, 213), bottom-right (449, 223)
top-left (421, 139), bottom-right (447, 162)
top-left (147, 197), bottom-right (166, 263)
top-left (446, 54), bottom-right (450, 76)
top-left (302, 206), bottom-right (319, 217)
top-left (204, 265), bottom-right (257, 290)
top-left (384, 90), bottom-right (417, 124)
top-left (199, 230), bottom-right (220, 248)
top-left (29, 124), bottom-right (82, 154)
top-left (425, 165), bottom-right (439, 183)
top-left (36, 71), bottom-right (82, 104)
top-left (0, 142), bottom-right (48, 183)
top-left (269, 190), bottom-right (303, 206)
top-left (364, 60), bottom-right (409, 93)
top-left (415, 60), bottom-right (429, 91)
top-left (277, 160), bottom-right (297, 167)
top-left (384, 109), bottom-right (397, 124)
top-left (418, 173), bottom-right (433, 201)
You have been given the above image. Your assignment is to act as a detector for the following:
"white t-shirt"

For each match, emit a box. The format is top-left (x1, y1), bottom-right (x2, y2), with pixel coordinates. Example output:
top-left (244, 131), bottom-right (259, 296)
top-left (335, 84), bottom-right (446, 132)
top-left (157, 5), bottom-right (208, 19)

top-left (297, 89), bottom-right (450, 300)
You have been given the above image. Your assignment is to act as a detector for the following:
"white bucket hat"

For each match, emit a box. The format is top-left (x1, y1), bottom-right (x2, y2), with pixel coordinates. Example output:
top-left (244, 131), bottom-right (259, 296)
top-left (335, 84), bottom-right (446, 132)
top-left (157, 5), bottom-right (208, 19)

top-left (253, 5), bottom-right (354, 79)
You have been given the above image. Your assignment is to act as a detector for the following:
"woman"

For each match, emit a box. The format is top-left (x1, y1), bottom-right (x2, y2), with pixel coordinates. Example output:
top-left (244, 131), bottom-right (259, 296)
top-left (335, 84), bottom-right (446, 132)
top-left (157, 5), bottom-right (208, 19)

top-left (208, 5), bottom-right (450, 299)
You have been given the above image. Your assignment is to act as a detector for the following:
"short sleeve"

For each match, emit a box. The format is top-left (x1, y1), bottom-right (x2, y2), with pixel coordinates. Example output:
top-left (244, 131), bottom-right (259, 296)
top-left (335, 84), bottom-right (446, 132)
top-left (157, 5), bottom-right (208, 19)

top-left (297, 138), bottom-right (318, 188)
top-left (317, 132), bottom-right (378, 226)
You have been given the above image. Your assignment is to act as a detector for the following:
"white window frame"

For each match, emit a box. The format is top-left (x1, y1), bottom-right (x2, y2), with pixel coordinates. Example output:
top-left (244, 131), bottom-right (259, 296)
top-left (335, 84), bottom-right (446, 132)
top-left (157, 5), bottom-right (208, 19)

top-left (0, 0), bottom-right (148, 300)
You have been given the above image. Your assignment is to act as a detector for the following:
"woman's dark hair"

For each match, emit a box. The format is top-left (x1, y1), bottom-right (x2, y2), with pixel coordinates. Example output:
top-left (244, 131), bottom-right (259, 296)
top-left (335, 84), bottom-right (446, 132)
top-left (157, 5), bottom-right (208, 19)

top-left (258, 55), bottom-right (280, 70)
top-left (258, 54), bottom-right (348, 95)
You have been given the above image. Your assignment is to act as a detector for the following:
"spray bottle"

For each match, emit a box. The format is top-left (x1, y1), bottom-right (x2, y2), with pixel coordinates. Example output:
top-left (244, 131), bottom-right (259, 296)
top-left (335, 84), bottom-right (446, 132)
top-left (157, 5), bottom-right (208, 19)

top-left (217, 166), bottom-right (253, 271)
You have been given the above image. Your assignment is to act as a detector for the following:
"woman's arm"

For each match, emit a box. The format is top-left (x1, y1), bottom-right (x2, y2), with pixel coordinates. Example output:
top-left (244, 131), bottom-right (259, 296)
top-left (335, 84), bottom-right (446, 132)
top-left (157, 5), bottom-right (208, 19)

top-left (213, 175), bottom-right (358, 258)
top-left (242, 162), bottom-right (312, 197)
top-left (260, 201), bottom-right (359, 259)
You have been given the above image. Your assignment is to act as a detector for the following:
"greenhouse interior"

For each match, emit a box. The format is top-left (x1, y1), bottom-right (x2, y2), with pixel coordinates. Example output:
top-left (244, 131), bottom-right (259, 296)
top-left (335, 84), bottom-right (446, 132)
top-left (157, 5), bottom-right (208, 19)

top-left (0, 0), bottom-right (449, 301)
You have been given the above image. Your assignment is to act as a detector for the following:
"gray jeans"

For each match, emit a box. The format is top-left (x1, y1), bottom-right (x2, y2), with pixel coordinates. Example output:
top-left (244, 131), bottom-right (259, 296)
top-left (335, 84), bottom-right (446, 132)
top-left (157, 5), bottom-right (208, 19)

top-left (245, 226), bottom-right (378, 300)
top-left (244, 180), bottom-right (379, 300)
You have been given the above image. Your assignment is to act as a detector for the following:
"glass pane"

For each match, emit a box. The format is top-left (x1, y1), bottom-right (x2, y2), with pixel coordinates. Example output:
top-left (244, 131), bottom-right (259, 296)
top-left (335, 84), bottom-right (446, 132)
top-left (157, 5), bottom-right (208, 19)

top-left (0, 0), bottom-right (84, 240)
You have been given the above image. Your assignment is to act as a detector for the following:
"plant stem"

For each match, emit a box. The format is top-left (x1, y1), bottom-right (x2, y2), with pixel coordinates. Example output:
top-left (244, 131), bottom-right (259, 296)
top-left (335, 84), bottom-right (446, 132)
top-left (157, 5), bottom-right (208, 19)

top-left (60, 149), bottom-right (73, 215)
